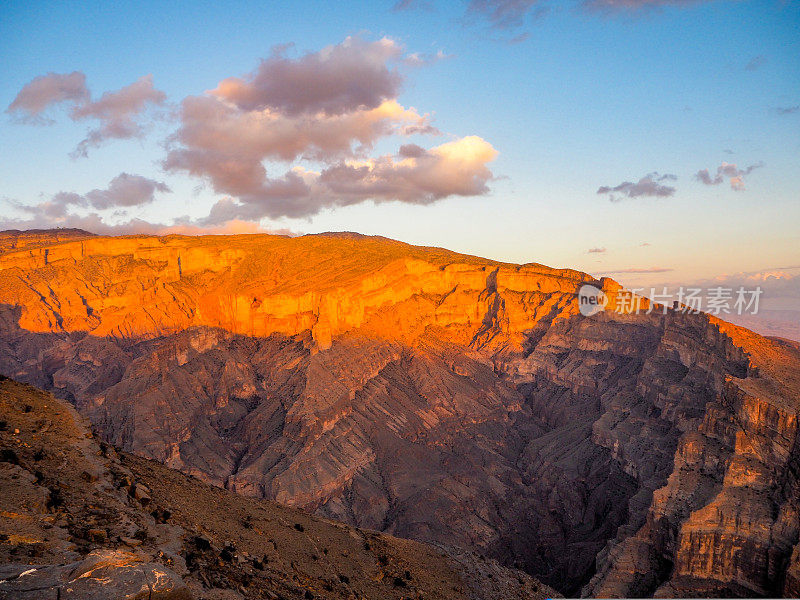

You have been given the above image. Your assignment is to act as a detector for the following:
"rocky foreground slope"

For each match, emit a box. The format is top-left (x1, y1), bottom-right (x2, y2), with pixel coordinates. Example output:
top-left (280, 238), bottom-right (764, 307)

top-left (0, 376), bottom-right (553, 599)
top-left (0, 230), bottom-right (798, 596)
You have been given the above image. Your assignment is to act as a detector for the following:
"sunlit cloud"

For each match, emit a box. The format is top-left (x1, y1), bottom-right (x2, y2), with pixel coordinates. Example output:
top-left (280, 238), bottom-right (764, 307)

top-left (210, 37), bottom-right (403, 116)
top-left (194, 135), bottom-right (498, 223)
top-left (164, 36), bottom-right (496, 223)
top-left (6, 36), bottom-right (493, 232)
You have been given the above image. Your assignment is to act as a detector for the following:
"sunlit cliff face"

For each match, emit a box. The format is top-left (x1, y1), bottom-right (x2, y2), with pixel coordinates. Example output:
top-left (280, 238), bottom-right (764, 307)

top-left (0, 231), bottom-right (603, 346)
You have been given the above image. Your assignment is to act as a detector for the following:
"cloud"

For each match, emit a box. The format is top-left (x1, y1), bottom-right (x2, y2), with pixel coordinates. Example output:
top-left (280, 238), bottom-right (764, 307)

top-left (163, 36), bottom-right (496, 222)
top-left (317, 136), bottom-right (497, 200)
top-left (12, 173), bottom-right (170, 220)
top-left (396, 0), bottom-right (717, 31)
top-left (163, 95), bottom-right (435, 186)
top-left (466, 0), bottom-right (547, 29)
top-left (6, 72), bottom-right (166, 156)
top-left (395, 0), bottom-right (546, 36)
top-left (195, 136), bottom-right (498, 222)
top-left (775, 105), bottom-right (799, 115)
top-left (639, 266), bottom-right (800, 341)
top-left (507, 32), bottom-right (532, 44)
top-left (70, 75), bottom-right (166, 157)
top-left (2, 183), bottom-right (297, 237)
top-left (392, 0), bottom-right (434, 10)
top-left (582, 0), bottom-right (707, 11)
top-left (597, 172), bottom-right (677, 202)
top-left (6, 72), bottom-right (90, 124)
top-left (694, 162), bottom-right (763, 191)
top-left (210, 37), bottom-right (402, 116)
top-left (686, 267), bottom-right (800, 309)
top-left (0, 210), bottom-right (293, 237)
top-left (587, 247), bottom-right (607, 253)
top-left (744, 55), bottom-right (767, 71)
top-left (80, 173), bottom-right (171, 209)
top-left (403, 49), bottom-right (453, 67)
top-left (9, 37), bottom-right (495, 229)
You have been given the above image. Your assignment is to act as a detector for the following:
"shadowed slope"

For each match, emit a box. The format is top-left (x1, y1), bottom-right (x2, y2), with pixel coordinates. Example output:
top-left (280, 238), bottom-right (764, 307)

top-left (0, 377), bottom-right (555, 599)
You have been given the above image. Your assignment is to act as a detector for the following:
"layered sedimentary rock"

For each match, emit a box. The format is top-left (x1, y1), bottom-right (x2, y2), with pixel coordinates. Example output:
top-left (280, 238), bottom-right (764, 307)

top-left (0, 377), bottom-right (554, 600)
top-left (0, 230), bottom-right (798, 596)
top-left (0, 228), bottom-right (95, 253)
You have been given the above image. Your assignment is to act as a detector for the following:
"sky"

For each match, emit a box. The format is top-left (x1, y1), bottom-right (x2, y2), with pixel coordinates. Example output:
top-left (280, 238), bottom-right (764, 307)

top-left (1, 0), bottom-right (799, 322)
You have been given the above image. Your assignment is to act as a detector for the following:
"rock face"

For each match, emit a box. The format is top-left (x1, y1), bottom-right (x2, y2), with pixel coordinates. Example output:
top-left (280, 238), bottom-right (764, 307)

top-left (0, 231), bottom-right (798, 596)
top-left (0, 550), bottom-right (190, 600)
top-left (584, 329), bottom-right (800, 598)
top-left (0, 377), bottom-right (555, 600)
top-left (0, 229), bottom-right (95, 254)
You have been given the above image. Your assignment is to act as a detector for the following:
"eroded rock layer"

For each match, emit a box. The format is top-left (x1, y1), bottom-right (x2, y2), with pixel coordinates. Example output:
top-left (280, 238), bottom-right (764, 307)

top-left (0, 377), bottom-right (554, 600)
top-left (1, 230), bottom-right (798, 596)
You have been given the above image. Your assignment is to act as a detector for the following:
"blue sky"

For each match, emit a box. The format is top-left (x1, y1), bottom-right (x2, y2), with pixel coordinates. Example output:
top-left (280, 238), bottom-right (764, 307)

top-left (1, 0), bottom-right (799, 293)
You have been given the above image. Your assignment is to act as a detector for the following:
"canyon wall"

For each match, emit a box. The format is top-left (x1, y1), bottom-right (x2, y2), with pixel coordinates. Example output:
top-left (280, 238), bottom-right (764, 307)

top-left (1, 230), bottom-right (798, 596)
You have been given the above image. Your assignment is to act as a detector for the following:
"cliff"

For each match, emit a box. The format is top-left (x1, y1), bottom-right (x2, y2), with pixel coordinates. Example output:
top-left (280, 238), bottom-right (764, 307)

top-left (0, 230), bottom-right (798, 596)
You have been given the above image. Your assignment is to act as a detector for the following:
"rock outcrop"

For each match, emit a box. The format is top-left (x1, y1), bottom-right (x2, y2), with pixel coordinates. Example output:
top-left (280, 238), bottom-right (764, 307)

top-left (0, 231), bottom-right (798, 596)
top-left (0, 550), bottom-right (190, 600)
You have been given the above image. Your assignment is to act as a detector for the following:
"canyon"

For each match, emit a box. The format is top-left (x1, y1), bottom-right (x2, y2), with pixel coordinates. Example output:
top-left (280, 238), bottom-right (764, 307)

top-left (0, 229), bottom-right (798, 597)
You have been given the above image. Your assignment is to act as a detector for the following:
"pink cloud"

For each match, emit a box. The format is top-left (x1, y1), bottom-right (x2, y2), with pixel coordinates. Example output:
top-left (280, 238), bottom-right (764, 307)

top-left (8, 37), bottom-right (498, 230)
top-left (210, 36), bottom-right (403, 116)
top-left (11, 173), bottom-right (171, 221)
top-left (6, 72), bottom-right (166, 156)
top-left (163, 37), bottom-right (497, 222)
top-left (70, 75), bottom-right (166, 157)
top-left (196, 136), bottom-right (498, 223)
top-left (0, 205), bottom-right (295, 238)
top-left (694, 161), bottom-right (763, 191)
top-left (6, 72), bottom-right (89, 124)
top-left (2, 215), bottom-right (293, 237)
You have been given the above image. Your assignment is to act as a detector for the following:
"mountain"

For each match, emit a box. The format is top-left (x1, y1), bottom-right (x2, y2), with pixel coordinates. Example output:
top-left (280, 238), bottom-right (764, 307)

top-left (0, 376), bottom-right (554, 599)
top-left (0, 229), bottom-right (798, 596)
